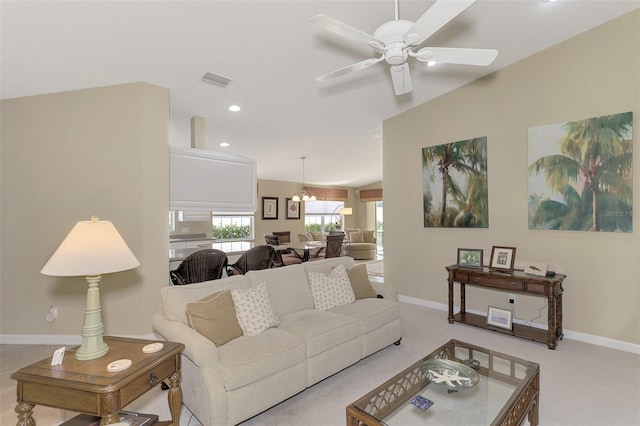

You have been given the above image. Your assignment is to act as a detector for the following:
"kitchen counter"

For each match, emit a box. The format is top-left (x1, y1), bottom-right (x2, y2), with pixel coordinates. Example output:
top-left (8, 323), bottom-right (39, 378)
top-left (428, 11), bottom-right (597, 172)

top-left (169, 241), bottom-right (255, 262)
top-left (169, 233), bottom-right (217, 243)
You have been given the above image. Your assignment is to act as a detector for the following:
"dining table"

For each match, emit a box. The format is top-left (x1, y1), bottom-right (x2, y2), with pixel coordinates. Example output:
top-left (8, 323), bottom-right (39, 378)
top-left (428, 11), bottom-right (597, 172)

top-left (274, 241), bottom-right (325, 262)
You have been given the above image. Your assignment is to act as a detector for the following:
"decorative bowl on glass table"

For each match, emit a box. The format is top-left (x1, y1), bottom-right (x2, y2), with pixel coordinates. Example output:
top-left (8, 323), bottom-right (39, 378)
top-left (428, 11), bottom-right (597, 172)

top-left (422, 359), bottom-right (479, 391)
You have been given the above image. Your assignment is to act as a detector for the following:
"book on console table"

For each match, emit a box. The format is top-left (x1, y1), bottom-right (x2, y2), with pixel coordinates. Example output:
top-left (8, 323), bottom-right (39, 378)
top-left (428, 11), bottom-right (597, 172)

top-left (61, 411), bottom-right (159, 426)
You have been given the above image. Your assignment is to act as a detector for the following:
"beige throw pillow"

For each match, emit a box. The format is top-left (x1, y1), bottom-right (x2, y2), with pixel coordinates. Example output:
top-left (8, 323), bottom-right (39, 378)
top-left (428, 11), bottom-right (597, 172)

top-left (347, 264), bottom-right (377, 299)
top-left (361, 230), bottom-right (376, 243)
top-left (310, 232), bottom-right (324, 241)
top-left (307, 264), bottom-right (356, 310)
top-left (349, 232), bottom-right (364, 243)
top-left (186, 291), bottom-right (243, 346)
top-left (231, 282), bottom-right (280, 336)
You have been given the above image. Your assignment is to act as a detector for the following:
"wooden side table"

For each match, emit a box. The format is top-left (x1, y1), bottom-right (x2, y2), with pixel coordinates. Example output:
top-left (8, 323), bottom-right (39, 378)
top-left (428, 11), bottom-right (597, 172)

top-left (11, 336), bottom-right (184, 426)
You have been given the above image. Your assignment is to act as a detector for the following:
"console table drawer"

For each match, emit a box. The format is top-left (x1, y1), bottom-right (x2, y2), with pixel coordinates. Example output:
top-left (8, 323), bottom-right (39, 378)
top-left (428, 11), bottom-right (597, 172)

top-left (467, 274), bottom-right (525, 291)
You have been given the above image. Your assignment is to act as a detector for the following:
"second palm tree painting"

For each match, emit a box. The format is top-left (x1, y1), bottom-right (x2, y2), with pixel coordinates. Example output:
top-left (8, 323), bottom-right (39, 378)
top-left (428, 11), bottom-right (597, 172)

top-left (528, 111), bottom-right (633, 232)
top-left (422, 137), bottom-right (489, 228)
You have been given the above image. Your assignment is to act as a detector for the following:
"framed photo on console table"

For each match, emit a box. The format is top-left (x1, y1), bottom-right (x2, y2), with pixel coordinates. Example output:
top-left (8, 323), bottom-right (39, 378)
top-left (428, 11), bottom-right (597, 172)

top-left (261, 197), bottom-right (278, 220)
top-left (487, 306), bottom-right (513, 330)
top-left (457, 248), bottom-right (483, 269)
top-left (489, 246), bottom-right (516, 272)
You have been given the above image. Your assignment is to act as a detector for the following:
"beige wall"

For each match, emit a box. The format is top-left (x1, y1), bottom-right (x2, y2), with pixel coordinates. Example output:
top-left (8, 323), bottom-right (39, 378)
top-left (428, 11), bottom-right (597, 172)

top-left (383, 11), bottom-right (639, 346)
top-left (0, 82), bottom-right (170, 339)
top-left (255, 179), bottom-right (359, 242)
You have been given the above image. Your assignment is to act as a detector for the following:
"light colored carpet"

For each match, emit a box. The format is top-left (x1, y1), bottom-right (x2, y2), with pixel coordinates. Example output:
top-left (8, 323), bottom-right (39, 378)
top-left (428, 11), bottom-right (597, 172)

top-left (365, 260), bottom-right (384, 277)
top-left (2, 302), bottom-right (639, 426)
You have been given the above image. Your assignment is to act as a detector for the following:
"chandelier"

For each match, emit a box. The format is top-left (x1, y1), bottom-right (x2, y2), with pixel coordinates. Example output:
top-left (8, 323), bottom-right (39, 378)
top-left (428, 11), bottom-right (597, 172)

top-left (292, 156), bottom-right (316, 202)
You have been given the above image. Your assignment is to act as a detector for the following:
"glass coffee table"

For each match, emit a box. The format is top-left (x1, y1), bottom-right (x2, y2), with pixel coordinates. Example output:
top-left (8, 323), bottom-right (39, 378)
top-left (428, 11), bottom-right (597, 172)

top-left (347, 339), bottom-right (539, 426)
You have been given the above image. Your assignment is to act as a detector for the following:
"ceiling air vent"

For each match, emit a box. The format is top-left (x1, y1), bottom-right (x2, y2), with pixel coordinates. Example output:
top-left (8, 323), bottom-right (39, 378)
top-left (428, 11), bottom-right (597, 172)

top-left (201, 72), bottom-right (231, 88)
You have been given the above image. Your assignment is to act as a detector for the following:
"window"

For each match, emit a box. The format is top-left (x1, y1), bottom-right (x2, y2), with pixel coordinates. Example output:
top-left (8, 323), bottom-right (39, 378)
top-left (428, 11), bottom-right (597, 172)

top-left (304, 200), bottom-right (344, 233)
top-left (212, 213), bottom-right (254, 240)
top-left (375, 201), bottom-right (383, 247)
top-left (169, 211), bottom-right (176, 232)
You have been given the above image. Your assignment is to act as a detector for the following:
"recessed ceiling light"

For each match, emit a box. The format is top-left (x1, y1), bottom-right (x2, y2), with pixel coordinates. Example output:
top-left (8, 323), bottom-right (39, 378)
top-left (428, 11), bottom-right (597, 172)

top-left (219, 142), bottom-right (230, 147)
top-left (229, 105), bottom-right (241, 112)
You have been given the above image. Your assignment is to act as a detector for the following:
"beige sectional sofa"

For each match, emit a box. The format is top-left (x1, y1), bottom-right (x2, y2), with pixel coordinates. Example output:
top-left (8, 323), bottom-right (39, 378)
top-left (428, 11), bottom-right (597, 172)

top-left (152, 257), bottom-right (403, 426)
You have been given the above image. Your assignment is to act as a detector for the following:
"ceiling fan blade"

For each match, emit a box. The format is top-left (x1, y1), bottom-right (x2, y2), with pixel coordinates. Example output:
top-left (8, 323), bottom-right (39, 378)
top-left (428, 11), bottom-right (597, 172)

top-left (316, 56), bottom-right (385, 82)
top-left (311, 14), bottom-right (383, 47)
top-left (414, 47), bottom-right (498, 66)
top-left (390, 63), bottom-right (413, 96)
top-left (403, 0), bottom-right (476, 46)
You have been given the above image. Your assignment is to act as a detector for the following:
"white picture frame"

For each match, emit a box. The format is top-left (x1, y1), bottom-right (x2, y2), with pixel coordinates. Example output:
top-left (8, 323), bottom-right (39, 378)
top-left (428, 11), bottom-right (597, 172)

top-left (486, 306), bottom-right (513, 330)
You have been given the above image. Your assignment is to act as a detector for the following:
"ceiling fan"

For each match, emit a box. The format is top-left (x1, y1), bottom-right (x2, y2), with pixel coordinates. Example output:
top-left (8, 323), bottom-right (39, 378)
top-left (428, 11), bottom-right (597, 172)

top-left (310, 0), bottom-right (498, 96)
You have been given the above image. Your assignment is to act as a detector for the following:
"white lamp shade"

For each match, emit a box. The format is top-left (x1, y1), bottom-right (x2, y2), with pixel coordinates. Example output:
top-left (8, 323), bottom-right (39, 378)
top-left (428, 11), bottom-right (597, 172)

top-left (339, 207), bottom-right (353, 216)
top-left (41, 217), bottom-right (140, 277)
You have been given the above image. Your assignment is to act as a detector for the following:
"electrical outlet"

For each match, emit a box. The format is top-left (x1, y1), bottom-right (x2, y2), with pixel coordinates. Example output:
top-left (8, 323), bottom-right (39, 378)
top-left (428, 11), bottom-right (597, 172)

top-left (46, 306), bottom-right (57, 322)
top-left (509, 294), bottom-right (516, 304)
top-left (181, 227), bottom-right (190, 233)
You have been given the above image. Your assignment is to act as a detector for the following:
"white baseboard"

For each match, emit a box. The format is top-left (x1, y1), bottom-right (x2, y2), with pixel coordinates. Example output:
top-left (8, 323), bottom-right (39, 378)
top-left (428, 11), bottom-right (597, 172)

top-left (399, 295), bottom-right (640, 355)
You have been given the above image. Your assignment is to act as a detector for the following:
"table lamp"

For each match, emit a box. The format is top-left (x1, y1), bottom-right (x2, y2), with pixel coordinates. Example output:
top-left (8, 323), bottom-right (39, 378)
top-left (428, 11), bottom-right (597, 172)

top-left (41, 216), bottom-right (140, 361)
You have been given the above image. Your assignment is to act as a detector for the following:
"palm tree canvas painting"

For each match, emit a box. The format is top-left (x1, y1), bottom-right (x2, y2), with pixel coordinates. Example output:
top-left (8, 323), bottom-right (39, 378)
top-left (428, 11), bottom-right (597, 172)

top-left (528, 111), bottom-right (633, 232)
top-left (422, 137), bottom-right (488, 228)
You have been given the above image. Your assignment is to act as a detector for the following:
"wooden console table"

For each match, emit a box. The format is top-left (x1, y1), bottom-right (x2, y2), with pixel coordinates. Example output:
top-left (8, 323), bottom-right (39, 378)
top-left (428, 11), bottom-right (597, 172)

top-left (11, 336), bottom-right (184, 425)
top-left (446, 265), bottom-right (566, 349)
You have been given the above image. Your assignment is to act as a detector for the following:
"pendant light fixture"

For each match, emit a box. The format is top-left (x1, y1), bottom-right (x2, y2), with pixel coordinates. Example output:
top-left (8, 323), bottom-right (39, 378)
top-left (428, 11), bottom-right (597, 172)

top-left (292, 156), bottom-right (316, 202)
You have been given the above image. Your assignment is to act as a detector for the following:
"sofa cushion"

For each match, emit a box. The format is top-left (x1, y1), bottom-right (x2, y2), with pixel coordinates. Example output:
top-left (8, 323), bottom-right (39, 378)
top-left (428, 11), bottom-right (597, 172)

top-left (185, 291), bottom-right (243, 346)
top-left (159, 275), bottom-right (252, 325)
top-left (231, 282), bottom-right (280, 336)
top-left (349, 232), bottom-right (364, 243)
top-left (307, 264), bottom-right (355, 311)
top-left (346, 264), bottom-right (377, 299)
top-left (330, 298), bottom-right (401, 335)
top-left (310, 232), bottom-right (323, 241)
top-left (217, 327), bottom-right (306, 391)
top-left (298, 232), bottom-right (313, 242)
top-left (361, 230), bottom-right (376, 243)
top-left (278, 309), bottom-right (360, 358)
top-left (246, 264), bottom-right (314, 317)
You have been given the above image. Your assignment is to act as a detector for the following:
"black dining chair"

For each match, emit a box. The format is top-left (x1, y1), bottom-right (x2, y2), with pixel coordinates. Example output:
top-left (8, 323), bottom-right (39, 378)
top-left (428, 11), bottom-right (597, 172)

top-left (169, 249), bottom-right (228, 285)
top-left (310, 234), bottom-right (345, 260)
top-left (227, 245), bottom-right (276, 275)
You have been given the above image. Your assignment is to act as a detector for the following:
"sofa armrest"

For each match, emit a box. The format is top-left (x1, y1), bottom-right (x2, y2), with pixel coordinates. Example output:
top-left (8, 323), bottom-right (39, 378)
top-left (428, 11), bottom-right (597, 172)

top-left (370, 280), bottom-right (398, 301)
top-left (152, 313), bottom-right (220, 369)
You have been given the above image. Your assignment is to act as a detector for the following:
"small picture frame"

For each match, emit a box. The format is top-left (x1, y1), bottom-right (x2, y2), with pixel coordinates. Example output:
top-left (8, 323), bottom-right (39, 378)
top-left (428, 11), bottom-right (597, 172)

top-left (489, 246), bottom-right (516, 272)
top-left (487, 306), bottom-right (513, 330)
top-left (286, 198), bottom-right (300, 220)
top-left (457, 248), bottom-right (483, 269)
top-left (261, 197), bottom-right (278, 220)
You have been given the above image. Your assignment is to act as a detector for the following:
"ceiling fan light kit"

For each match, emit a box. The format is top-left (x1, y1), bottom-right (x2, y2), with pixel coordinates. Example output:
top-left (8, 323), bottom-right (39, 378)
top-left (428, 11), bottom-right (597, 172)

top-left (311, 0), bottom-right (499, 96)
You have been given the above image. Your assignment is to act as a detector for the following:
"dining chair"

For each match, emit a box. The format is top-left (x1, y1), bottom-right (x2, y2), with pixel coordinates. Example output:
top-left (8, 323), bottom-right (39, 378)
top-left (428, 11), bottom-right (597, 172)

top-left (272, 231), bottom-right (291, 243)
top-left (170, 249), bottom-right (228, 284)
top-left (310, 234), bottom-right (345, 260)
top-left (264, 235), bottom-right (303, 266)
top-left (227, 245), bottom-right (276, 275)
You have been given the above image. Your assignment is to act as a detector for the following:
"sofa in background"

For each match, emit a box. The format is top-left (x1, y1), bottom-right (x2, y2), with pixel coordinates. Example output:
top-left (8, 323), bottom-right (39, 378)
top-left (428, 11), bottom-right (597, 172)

top-left (152, 257), bottom-right (403, 426)
top-left (344, 229), bottom-right (377, 260)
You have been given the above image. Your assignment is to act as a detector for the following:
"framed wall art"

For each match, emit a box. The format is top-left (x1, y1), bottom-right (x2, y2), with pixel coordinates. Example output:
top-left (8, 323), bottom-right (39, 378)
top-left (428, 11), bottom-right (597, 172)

top-left (286, 198), bottom-right (300, 220)
top-left (457, 248), bottom-right (483, 269)
top-left (422, 136), bottom-right (489, 228)
top-left (489, 246), bottom-right (516, 272)
top-left (486, 306), bottom-right (513, 330)
top-left (528, 111), bottom-right (632, 233)
top-left (261, 197), bottom-right (278, 220)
